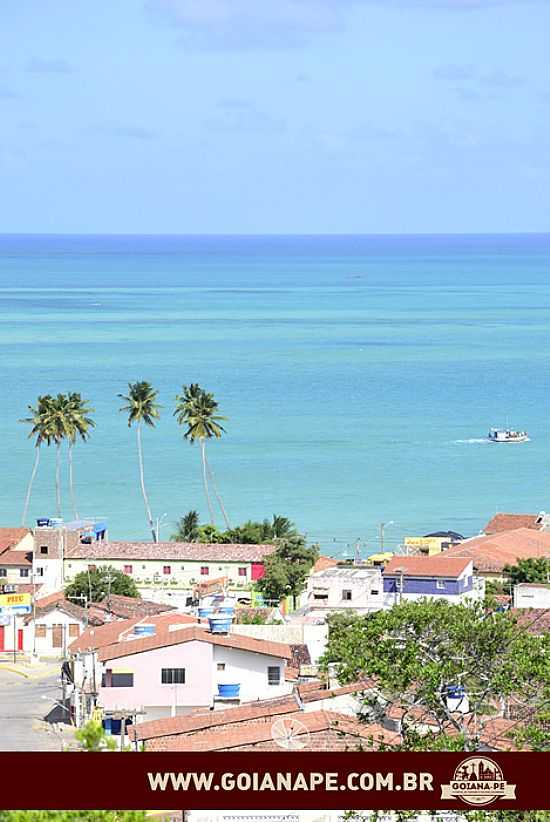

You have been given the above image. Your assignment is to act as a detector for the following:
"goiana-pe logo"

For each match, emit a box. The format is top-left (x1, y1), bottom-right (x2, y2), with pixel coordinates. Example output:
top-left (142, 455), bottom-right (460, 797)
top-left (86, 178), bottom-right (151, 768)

top-left (441, 756), bottom-right (516, 806)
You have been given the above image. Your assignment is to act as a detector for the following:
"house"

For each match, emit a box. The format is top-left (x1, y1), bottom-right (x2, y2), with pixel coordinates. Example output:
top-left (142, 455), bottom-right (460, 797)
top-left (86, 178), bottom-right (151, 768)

top-left (382, 556), bottom-right (482, 607)
top-left (305, 567), bottom-right (384, 614)
top-left (63, 541), bottom-right (277, 595)
top-left (513, 583), bottom-right (550, 609)
top-left (0, 528), bottom-right (34, 585)
top-left (482, 512), bottom-right (550, 535)
top-left (130, 689), bottom-right (396, 752)
top-left (67, 617), bottom-right (294, 727)
top-left (32, 519), bottom-right (108, 594)
top-left (443, 528), bottom-right (550, 580)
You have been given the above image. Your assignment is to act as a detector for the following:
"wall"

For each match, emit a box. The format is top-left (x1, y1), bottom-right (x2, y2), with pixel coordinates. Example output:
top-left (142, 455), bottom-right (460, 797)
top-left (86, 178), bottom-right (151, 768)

top-left (231, 623), bottom-right (328, 665)
top-left (64, 557), bottom-right (257, 589)
top-left (513, 585), bottom-right (550, 609)
top-left (212, 645), bottom-right (291, 702)
top-left (307, 571), bottom-right (384, 613)
top-left (28, 608), bottom-right (85, 658)
top-left (0, 565), bottom-right (31, 584)
top-left (98, 640), bottom-right (214, 718)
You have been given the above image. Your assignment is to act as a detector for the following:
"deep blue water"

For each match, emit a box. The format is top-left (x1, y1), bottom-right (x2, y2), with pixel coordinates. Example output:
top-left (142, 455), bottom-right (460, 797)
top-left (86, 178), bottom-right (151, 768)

top-left (1, 233), bottom-right (549, 556)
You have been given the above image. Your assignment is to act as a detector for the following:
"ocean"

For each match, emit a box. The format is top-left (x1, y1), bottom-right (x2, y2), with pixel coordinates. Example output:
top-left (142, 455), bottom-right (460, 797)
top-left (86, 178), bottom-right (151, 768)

top-left (1, 233), bottom-right (549, 556)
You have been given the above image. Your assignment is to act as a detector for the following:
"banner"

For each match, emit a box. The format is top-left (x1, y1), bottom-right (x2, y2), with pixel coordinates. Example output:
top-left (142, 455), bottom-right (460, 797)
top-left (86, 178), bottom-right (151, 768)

top-left (0, 752), bottom-right (547, 810)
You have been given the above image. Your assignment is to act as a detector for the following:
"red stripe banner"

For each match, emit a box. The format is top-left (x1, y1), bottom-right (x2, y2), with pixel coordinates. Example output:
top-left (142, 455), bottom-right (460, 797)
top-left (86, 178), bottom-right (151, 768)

top-left (0, 752), bottom-right (548, 811)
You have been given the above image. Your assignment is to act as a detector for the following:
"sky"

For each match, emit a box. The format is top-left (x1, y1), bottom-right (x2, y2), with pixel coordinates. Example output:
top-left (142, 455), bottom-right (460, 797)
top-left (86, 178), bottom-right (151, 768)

top-left (0, 0), bottom-right (549, 234)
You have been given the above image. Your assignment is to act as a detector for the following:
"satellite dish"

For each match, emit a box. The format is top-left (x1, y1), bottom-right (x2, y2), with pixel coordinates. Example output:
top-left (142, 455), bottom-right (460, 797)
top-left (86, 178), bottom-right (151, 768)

top-left (271, 717), bottom-right (311, 750)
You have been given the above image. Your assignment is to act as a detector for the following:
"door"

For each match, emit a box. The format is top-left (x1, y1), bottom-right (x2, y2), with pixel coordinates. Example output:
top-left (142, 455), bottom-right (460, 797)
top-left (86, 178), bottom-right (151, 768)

top-left (17, 629), bottom-right (24, 651)
top-left (0, 626), bottom-right (4, 651)
top-left (52, 624), bottom-right (63, 649)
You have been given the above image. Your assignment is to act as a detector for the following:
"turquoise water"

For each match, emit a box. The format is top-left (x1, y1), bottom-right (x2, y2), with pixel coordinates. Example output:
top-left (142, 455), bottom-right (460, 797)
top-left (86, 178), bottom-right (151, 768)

top-left (1, 234), bottom-right (550, 555)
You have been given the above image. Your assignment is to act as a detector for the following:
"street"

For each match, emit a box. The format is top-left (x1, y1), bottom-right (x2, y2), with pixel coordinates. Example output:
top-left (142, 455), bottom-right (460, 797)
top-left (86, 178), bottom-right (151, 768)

top-left (0, 664), bottom-right (75, 751)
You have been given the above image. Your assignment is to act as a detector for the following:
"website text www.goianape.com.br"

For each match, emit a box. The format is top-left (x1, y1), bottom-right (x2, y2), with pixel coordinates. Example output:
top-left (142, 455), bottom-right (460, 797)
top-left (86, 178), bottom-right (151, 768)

top-left (147, 770), bottom-right (434, 794)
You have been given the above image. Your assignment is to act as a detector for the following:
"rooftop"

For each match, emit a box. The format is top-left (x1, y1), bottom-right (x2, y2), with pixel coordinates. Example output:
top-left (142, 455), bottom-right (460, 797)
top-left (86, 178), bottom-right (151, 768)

top-left (98, 624), bottom-right (293, 663)
top-left (383, 555), bottom-right (471, 578)
top-left (66, 541), bottom-right (277, 563)
top-left (310, 566), bottom-right (380, 580)
top-left (0, 528), bottom-right (31, 552)
top-left (482, 513), bottom-right (542, 535)
top-left (0, 549), bottom-right (32, 567)
top-left (444, 528), bottom-right (550, 572)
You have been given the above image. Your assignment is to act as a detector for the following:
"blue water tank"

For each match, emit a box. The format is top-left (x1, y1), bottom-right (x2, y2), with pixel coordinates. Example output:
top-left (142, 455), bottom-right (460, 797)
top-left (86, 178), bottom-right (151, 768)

top-left (209, 615), bottom-right (233, 634)
top-left (36, 518), bottom-right (50, 527)
top-left (218, 683), bottom-right (240, 698)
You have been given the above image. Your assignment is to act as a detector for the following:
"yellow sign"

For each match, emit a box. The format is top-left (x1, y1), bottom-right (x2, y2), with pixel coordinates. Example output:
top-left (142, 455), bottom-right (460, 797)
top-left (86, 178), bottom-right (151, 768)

top-left (404, 537), bottom-right (445, 556)
top-left (0, 593), bottom-right (31, 608)
top-left (92, 707), bottom-right (103, 722)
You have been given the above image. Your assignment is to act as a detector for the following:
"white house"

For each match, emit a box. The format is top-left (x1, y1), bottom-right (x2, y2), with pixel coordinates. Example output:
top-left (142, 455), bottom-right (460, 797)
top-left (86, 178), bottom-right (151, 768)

top-left (513, 582), bottom-right (550, 609)
top-left (305, 566), bottom-right (384, 614)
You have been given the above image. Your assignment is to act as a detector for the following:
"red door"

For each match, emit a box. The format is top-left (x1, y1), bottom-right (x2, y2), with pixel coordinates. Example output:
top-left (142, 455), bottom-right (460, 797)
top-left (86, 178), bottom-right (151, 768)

top-left (17, 629), bottom-right (24, 651)
top-left (0, 626), bottom-right (4, 651)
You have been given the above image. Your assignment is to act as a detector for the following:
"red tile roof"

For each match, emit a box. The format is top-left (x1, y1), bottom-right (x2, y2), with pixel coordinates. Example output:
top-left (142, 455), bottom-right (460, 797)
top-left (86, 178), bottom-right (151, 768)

top-left (444, 528), bottom-right (550, 573)
top-left (312, 556), bottom-right (338, 573)
top-left (94, 594), bottom-right (177, 619)
top-left (0, 549), bottom-right (32, 567)
top-left (34, 591), bottom-right (65, 609)
top-left (68, 616), bottom-right (142, 653)
top-left (298, 680), bottom-right (374, 703)
top-left (131, 695), bottom-right (301, 741)
top-left (66, 541), bottom-right (277, 563)
top-left (0, 528), bottom-right (30, 552)
top-left (144, 710), bottom-right (399, 752)
top-left (510, 608), bottom-right (550, 635)
top-left (483, 513), bottom-right (541, 535)
top-left (383, 555), bottom-right (471, 578)
top-left (98, 625), bottom-right (293, 663)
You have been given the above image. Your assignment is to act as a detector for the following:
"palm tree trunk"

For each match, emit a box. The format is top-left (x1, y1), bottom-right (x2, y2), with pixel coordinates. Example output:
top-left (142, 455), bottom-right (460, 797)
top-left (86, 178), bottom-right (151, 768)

top-left (68, 441), bottom-right (79, 520)
top-left (55, 440), bottom-right (62, 516)
top-left (22, 446), bottom-right (40, 525)
top-left (137, 422), bottom-right (156, 541)
top-left (205, 452), bottom-right (230, 529)
top-left (200, 438), bottom-right (216, 525)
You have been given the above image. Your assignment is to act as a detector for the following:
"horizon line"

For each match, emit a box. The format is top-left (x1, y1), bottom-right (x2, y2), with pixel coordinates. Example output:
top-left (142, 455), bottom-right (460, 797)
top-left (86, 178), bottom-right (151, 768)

top-left (1, 231), bottom-right (549, 239)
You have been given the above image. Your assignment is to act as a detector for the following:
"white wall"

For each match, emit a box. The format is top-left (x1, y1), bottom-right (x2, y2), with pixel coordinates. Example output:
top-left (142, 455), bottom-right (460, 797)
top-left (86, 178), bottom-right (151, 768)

top-left (231, 623), bottom-right (328, 665)
top-left (64, 557), bottom-right (256, 588)
top-left (28, 608), bottom-right (85, 658)
top-left (306, 570), bottom-right (384, 613)
top-left (513, 584), bottom-right (550, 609)
top-left (213, 645), bottom-right (292, 702)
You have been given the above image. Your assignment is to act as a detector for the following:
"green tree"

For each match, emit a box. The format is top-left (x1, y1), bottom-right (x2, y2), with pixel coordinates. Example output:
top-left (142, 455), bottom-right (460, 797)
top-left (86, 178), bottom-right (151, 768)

top-left (0, 814), bottom-right (146, 821)
top-left (504, 557), bottom-right (550, 585)
top-left (174, 383), bottom-right (229, 527)
top-left (64, 392), bottom-right (95, 519)
top-left (256, 535), bottom-right (318, 605)
top-left (65, 565), bottom-right (140, 604)
top-left (20, 394), bottom-right (55, 525)
top-left (75, 719), bottom-right (117, 751)
top-left (171, 509), bottom-right (200, 542)
top-left (321, 599), bottom-right (549, 751)
top-left (118, 381), bottom-right (160, 541)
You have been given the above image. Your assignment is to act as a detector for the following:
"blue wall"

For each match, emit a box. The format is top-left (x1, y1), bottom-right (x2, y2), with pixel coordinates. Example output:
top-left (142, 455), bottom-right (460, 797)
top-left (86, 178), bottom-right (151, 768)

top-left (383, 574), bottom-right (472, 595)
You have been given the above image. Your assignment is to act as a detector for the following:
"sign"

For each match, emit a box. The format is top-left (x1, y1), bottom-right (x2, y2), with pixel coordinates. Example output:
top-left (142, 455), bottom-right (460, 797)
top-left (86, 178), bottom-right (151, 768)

top-left (0, 592), bottom-right (32, 616)
top-left (0, 614), bottom-right (10, 627)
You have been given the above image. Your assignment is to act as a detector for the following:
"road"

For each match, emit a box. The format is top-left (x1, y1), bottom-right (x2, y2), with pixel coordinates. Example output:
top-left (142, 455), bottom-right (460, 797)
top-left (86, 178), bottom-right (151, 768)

top-left (0, 665), bottom-right (74, 751)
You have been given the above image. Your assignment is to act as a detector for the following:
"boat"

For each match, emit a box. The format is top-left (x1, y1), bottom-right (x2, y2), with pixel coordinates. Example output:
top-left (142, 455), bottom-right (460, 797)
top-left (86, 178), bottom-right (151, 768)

top-left (488, 427), bottom-right (529, 443)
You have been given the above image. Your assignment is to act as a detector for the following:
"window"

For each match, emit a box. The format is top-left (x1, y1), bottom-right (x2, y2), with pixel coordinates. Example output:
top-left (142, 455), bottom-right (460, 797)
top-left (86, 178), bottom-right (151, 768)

top-left (0, 569), bottom-right (6, 577)
top-left (436, 580), bottom-right (446, 590)
top-left (238, 567), bottom-right (247, 577)
top-left (370, 589), bottom-right (379, 596)
top-left (20, 568), bottom-right (30, 578)
top-left (123, 565), bottom-right (133, 575)
top-left (342, 589), bottom-right (352, 601)
top-left (40, 545), bottom-right (48, 555)
top-left (200, 566), bottom-right (209, 576)
top-left (142, 565), bottom-right (146, 570)
top-left (180, 566), bottom-right (185, 571)
top-left (102, 670), bottom-right (134, 688)
top-left (163, 565), bottom-right (171, 575)
top-left (268, 666), bottom-right (281, 686)
top-left (217, 663), bottom-right (226, 671)
top-left (35, 567), bottom-right (44, 577)
top-left (313, 593), bottom-right (328, 600)
top-left (35, 624), bottom-right (47, 638)
top-left (161, 668), bottom-right (185, 684)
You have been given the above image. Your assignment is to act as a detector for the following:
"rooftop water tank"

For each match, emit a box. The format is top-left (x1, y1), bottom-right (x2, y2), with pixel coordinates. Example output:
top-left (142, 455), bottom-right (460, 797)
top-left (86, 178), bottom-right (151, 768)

top-left (209, 615), bottom-right (233, 634)
top-left (217, 683), bottom-right (240, 698)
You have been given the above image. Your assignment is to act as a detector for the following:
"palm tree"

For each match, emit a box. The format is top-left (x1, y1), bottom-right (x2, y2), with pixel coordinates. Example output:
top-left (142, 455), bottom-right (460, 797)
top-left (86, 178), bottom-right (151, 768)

top-left (118, 381), bottom-right (160, 542)
top-left (174, 384), bottom-right (229, 527)
top-left (48, 393), bottom-right (74, 516)
top-left (20, 395), bottom-right (55, 525)
top-left (65, 392), bottom-right (95, 519)
top-left (271, 514), bottom-right (297, 539)
top-left (171, 509), bottom-right (200, 542)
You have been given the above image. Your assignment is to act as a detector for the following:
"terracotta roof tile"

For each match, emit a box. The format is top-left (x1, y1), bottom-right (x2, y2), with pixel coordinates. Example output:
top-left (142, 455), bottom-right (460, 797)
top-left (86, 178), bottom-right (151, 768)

top-left (383, 555), bottom-right (471, 578)
top-left (95, 594), bottom-right (177, 619)
top-left (312, 556), bottom-right (338, 573)
top-left (299, 680), bottom-right (374, 703)
top-left (144, 711), bottom-right (399, 751)
top-left (131, 695), bottom-right (300, 741)
top-left (66, 541), bottom-right (277, 563)
top-left (98, 625), bottom-right (293, 663)
top-left (510, 608), bottom-right (550, 634)
top-left (0, 549), bottom-right (32, 567)
top-left (445, 528), bottom-right (550, 573)
top-left (0, 528), bottom-right (31, 552)
top-left (68, 616), bottom-right (142, 653)
top-left (483, 513), bottom-right (541, 535)
top-left (34, 591), bottom-right (65, 608)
